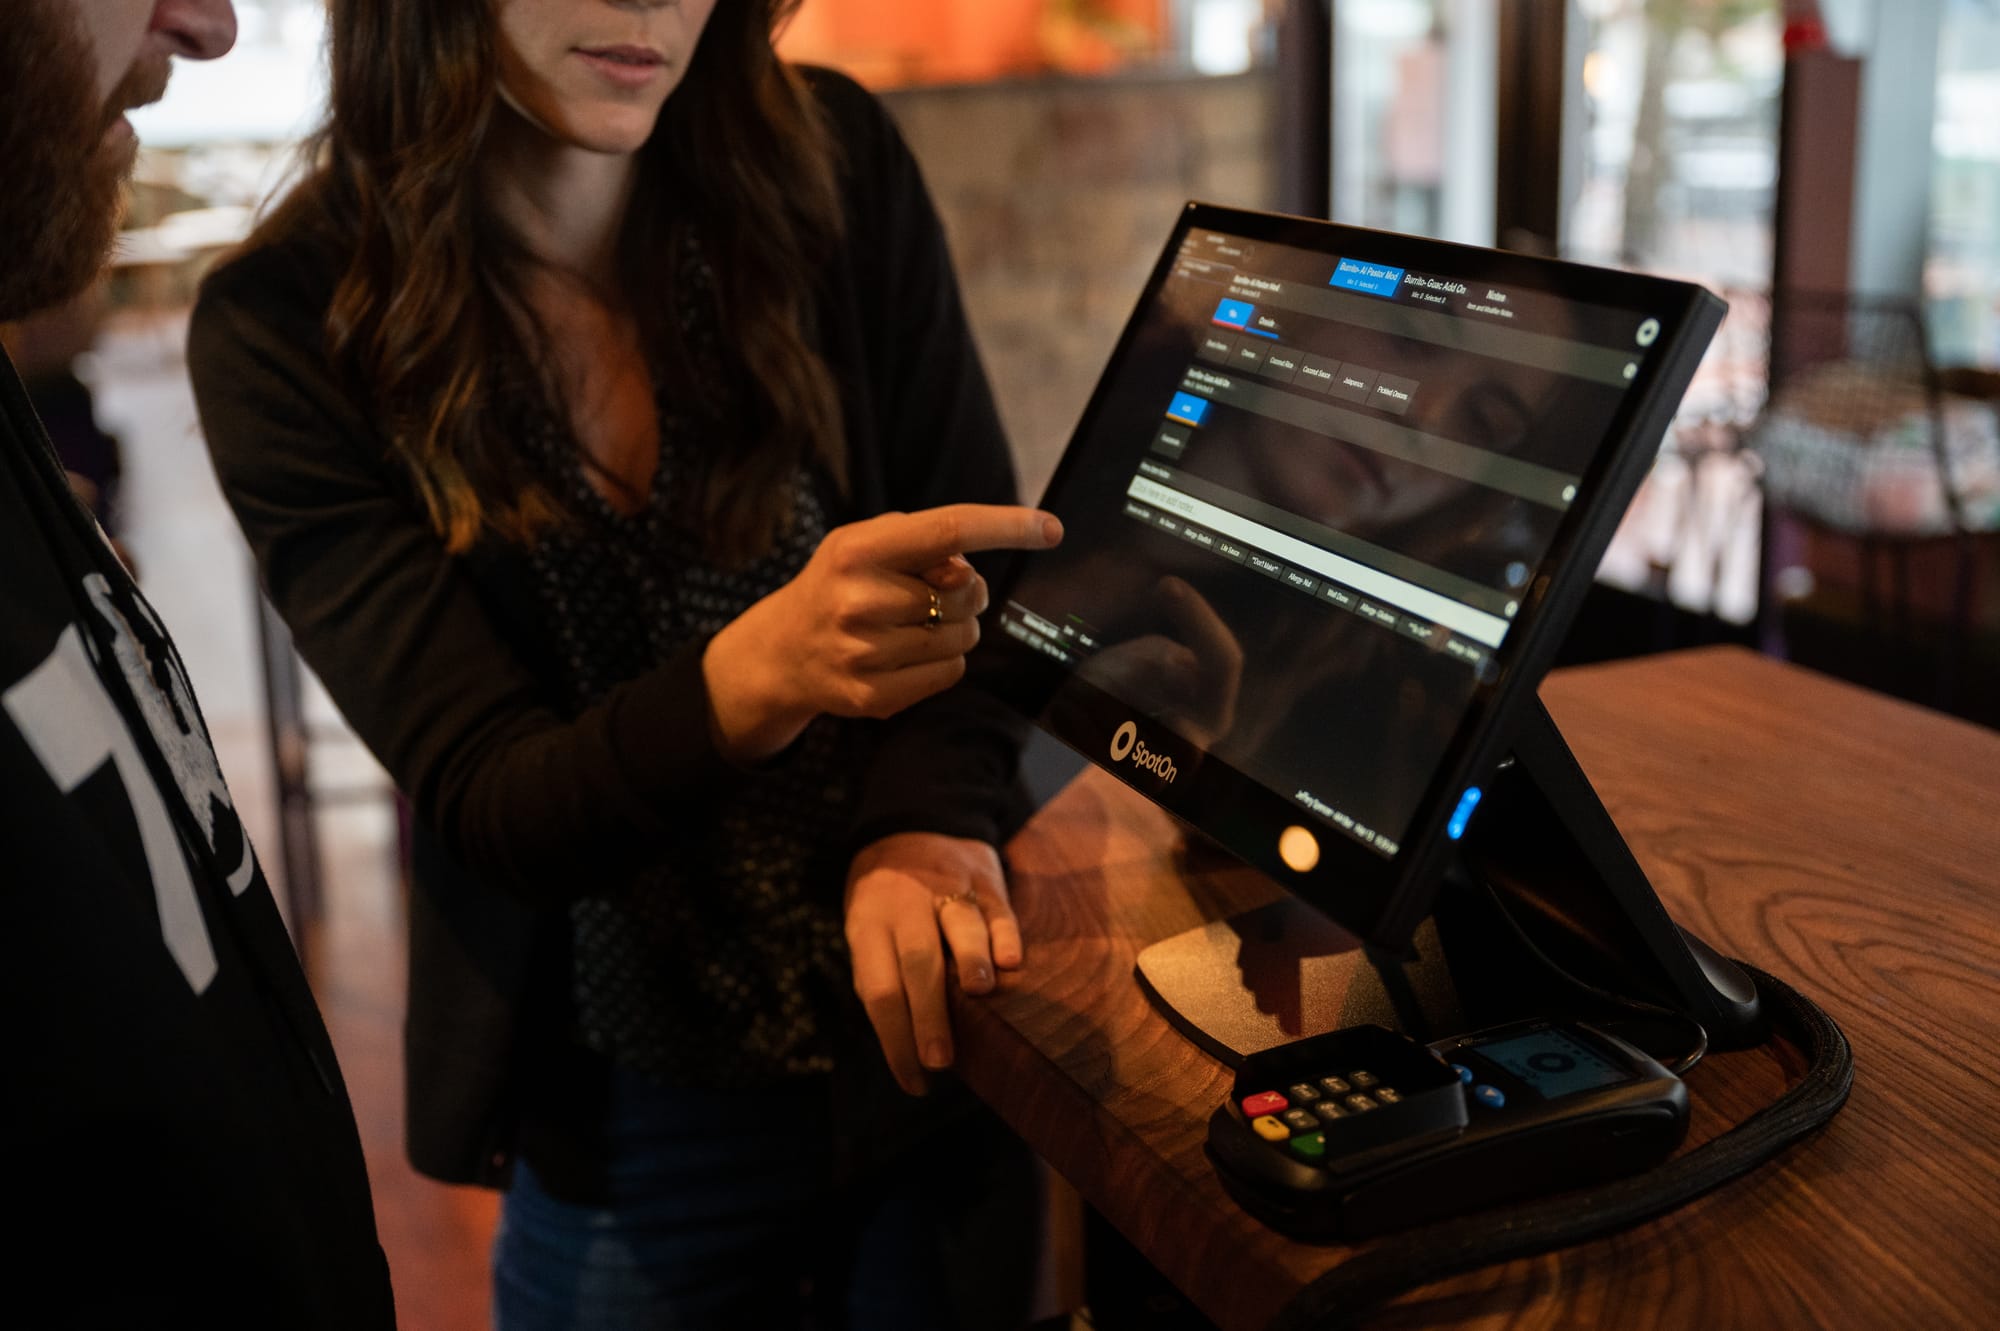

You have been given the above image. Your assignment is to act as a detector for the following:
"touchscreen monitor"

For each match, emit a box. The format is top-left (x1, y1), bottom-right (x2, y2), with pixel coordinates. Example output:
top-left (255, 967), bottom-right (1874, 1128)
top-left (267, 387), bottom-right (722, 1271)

top-left (977, 204), bottom-right (1723, 947)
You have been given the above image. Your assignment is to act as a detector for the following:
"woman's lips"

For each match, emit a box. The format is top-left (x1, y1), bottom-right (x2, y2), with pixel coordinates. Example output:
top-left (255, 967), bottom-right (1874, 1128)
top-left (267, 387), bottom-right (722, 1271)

top-left (575, 45), bottom-right (667, 89)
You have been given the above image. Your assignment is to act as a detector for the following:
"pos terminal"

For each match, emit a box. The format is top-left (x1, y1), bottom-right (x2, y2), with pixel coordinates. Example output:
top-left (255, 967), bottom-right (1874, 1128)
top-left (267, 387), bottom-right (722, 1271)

top-left (971, 205), bottom-right (1842, 1247)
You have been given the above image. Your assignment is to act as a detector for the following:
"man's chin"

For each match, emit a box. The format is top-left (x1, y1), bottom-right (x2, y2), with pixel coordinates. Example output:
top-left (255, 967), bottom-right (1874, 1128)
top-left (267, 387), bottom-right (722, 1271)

top-left (0, 148), bottom-right (128, 321)
top-left (98, 120), bottom-right (141, 180)
top-left (0, 0), bottom-right (128, 322)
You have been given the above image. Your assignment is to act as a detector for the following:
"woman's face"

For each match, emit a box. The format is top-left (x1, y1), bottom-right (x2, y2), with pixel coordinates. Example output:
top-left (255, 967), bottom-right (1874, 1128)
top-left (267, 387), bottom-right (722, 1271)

top-left (494, 0), bottom-right (720, 155)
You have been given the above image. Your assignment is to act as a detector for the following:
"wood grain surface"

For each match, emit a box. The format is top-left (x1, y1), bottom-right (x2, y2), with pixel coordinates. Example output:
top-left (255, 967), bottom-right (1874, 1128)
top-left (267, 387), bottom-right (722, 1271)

top-left (952, 647), bottom-right (2000, 1330)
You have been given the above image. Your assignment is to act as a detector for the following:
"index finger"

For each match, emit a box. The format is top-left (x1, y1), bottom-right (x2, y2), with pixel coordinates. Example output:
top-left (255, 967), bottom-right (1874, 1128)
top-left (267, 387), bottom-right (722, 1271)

top-left (854, 504), bottom-right (1063, 571)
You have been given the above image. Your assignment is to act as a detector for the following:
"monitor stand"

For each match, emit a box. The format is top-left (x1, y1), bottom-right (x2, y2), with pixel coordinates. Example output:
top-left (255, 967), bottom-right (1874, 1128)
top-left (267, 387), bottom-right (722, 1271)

top-left (1133, 700), bottom-right (1765, 1066)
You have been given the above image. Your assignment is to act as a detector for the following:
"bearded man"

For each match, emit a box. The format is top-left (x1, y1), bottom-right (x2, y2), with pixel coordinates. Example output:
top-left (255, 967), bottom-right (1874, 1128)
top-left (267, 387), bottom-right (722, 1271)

top-left (0, 4), bottom-right (396, 1325)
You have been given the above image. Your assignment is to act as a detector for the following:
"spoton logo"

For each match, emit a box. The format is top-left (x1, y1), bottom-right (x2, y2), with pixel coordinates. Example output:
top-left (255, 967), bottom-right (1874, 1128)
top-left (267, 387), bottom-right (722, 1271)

top-left (1108, 719), bottom-right (1177, 784)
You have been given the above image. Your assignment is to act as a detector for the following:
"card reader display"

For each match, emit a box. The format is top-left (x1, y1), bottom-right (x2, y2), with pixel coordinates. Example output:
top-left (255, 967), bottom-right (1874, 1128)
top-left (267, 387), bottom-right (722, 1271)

top-left (996, 223), bottom-right (1669, 862)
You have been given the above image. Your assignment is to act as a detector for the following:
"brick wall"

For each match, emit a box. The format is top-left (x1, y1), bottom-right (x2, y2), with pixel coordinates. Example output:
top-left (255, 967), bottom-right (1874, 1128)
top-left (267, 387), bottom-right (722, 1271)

top-left (884, 70), bottom-right (1279, 498)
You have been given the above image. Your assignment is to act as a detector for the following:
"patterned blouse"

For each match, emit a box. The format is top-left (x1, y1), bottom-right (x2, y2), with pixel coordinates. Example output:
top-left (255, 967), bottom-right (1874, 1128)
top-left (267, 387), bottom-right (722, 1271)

top-left (513, 233), bottom-right (855, 1085)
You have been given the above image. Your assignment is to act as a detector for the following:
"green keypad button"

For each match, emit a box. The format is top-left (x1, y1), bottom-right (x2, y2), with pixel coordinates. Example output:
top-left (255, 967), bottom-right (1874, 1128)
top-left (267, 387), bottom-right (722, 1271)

top-left (1288, 1132), bottom-right (1327, 1162)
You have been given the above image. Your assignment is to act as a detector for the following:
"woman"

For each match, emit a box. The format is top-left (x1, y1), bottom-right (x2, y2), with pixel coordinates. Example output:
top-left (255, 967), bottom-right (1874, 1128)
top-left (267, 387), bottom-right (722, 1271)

top-left (187, 0), bottom-right (1058, 1325)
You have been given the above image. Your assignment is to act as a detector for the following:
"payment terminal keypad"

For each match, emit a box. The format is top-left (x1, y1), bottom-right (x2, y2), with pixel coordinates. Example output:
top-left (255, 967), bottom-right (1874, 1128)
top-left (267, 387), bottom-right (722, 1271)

top-left (1207, 1020), bottom-right (1689, 1241)
top-left (1235, 1045), bottom-right (1461, 1167)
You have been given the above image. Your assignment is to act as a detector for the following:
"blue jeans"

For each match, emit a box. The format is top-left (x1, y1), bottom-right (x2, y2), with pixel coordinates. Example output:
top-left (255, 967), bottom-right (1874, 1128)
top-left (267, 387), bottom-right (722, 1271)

top-left (492, 1070), bottom-right (1028, 1331)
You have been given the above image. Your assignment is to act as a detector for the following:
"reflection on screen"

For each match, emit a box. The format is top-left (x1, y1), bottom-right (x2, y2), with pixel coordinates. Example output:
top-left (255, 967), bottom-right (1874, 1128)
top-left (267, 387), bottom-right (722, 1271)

top-left (1000, 228), bottom-right (1658, 858)
top-left (1473, 1028), bottom-right (1634, 1099)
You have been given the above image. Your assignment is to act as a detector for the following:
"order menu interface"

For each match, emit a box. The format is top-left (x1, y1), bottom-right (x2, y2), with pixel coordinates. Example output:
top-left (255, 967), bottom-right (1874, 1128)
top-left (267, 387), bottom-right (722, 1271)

top-left (1000, 227), bottom-right (1662, 858)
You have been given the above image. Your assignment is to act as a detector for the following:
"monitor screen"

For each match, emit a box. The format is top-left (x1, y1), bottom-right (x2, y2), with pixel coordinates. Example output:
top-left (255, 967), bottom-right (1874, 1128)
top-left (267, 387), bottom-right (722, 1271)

top-left (977, 205), bottom-right (1722, 945)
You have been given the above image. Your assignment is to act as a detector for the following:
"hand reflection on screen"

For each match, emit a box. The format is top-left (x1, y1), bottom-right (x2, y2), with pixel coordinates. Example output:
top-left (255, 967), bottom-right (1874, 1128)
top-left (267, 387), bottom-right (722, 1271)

top-left (1073, 574), bottom-right (1243, 746)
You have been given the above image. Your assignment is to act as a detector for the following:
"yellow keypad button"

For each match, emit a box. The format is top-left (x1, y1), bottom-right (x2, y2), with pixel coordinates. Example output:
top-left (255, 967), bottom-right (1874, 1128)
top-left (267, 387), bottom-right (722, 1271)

top-left (1251, 1114), bottom-right (1291, 1142)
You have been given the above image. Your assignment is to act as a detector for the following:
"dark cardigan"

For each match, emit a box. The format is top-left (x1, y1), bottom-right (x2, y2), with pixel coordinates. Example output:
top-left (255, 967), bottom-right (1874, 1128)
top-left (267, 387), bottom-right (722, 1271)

top-left (188, 69), bottom-right (1028, 1185)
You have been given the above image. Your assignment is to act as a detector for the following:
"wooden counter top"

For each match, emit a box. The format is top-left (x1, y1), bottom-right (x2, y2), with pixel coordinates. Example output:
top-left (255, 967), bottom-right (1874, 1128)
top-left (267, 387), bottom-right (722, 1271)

top-left (954, 647), bottom-right (2000, 1329)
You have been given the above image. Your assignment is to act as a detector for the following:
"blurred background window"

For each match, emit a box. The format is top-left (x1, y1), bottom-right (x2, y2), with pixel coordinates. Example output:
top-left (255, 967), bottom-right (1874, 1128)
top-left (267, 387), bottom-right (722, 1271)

top-left (1927, 0), bottom-right (2000, 368)
top-left (1565, 0), bottom-right (1782, 440)
top-left (1328, 0), bottom-right (1496, 247)
top-left (128, 0), bottom-right (326, 148)
top-left (1563, 0), bottom-right (1783, 627)
top-left (1566, 0), bottom-right (1781, 289)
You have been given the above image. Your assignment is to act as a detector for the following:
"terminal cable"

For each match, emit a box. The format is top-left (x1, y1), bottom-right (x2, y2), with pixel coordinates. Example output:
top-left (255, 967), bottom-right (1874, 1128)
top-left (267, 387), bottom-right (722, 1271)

top-left (1472, 875), bottom-right (1710, 1074)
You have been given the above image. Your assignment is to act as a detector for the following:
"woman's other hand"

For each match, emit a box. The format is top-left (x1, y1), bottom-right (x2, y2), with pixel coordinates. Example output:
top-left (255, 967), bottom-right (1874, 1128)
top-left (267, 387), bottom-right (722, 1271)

top-left (703, 503), bottom-right (1061, 763)
top-left (843, 832), bottom-right (1023, 1097)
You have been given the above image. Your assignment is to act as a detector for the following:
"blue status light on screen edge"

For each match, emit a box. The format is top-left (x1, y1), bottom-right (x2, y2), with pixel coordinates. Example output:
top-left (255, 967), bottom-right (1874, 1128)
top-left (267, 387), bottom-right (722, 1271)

top-left (1446, 786), bottom-right (1483, 840)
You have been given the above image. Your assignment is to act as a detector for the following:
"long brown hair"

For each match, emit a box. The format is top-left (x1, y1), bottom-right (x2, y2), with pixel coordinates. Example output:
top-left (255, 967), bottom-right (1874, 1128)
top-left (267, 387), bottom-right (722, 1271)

top-left (252, 0), bottom-right (847, 560)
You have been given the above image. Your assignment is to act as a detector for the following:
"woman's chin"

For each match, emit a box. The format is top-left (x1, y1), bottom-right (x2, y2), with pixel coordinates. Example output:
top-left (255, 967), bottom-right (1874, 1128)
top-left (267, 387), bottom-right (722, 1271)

top-left (503, 95), bottom-right (663, 159)
top-left (570, 115), bottom-right (660, 157)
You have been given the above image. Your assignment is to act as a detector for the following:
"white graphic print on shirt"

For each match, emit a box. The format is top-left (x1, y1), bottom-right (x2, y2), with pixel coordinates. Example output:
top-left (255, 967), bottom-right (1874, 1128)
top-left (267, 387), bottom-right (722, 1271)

top-left (83, 572), bottom-right (251, 889)
top-left (3, 574), bottom-right (257, 994)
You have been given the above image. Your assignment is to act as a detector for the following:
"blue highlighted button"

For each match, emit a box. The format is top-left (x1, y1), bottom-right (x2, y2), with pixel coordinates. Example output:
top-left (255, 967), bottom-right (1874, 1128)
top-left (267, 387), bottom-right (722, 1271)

top-left (1446, 786), bottom-right (1482, 840)
top-left (1212, 298), bottom-right (1254, 329)
top-left (1166, 392), bottom-right (1211, 427)
top-left (1330, 258), bottom-right (1406, 298)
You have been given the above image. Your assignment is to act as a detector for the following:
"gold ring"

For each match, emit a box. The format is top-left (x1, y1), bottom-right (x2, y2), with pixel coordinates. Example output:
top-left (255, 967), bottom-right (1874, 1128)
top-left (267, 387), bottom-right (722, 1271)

top-left (924, 587), bottom-right (943, 630)
top-left (932, 887), bottom-right (979, 915)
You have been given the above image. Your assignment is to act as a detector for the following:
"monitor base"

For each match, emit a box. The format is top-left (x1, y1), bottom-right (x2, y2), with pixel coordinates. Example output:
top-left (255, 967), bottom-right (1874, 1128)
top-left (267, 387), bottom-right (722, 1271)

top-left (1133, 900), bottom-right (1461, 1067)
top-left (1133, 700), bottom-right (1765, 1062)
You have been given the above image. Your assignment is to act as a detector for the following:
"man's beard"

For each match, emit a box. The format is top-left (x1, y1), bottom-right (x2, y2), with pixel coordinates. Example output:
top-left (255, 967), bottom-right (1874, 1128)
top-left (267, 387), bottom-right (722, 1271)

top-left (0, 1), bottom-right (170, 322)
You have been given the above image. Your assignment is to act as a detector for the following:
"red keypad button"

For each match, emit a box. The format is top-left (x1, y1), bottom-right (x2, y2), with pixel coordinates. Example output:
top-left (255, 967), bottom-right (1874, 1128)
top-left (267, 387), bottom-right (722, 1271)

top-left (1241, 1090), bottom-right (1289, 1118)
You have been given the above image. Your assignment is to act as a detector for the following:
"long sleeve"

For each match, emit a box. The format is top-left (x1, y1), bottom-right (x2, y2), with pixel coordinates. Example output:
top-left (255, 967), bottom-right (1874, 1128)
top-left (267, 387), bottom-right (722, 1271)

top-left (188, 248), bottom-right (745, 904)
top-left (803, 70), bottom-right (1034, 853)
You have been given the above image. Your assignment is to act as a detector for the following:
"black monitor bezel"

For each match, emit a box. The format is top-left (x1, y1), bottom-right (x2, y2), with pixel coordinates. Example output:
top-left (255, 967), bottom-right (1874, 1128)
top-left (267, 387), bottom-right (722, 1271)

top-left (976, 202), bottom-right (1725, 949)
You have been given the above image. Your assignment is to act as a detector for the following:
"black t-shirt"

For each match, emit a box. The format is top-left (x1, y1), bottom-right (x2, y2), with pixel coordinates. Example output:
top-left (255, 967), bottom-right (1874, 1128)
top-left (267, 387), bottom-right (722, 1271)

top-left (0, 352), bottom-right (395, 1328)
